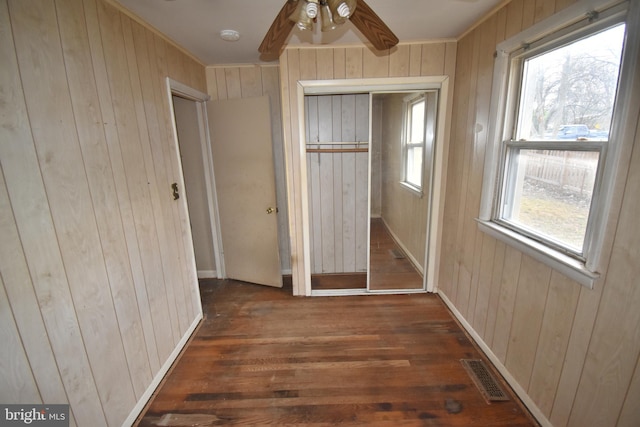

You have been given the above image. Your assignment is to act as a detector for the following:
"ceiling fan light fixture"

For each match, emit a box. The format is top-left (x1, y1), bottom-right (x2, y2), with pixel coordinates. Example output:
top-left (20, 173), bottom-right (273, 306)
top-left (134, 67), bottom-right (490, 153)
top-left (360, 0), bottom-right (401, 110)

top-left (327, 0), bottom-right (356, 18)
top-left (305, 0), bottom-right (319, 19)
top-left (289, 0), bottom-right (313, 30)
top-left (320, 1), bottom-right (339, 32)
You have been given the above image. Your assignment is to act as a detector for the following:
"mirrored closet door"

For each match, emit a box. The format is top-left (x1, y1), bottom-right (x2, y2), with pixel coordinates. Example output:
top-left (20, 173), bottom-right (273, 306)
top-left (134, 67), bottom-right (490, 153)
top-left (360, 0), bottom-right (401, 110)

top-left (305, 90), bottom-right (438, 294)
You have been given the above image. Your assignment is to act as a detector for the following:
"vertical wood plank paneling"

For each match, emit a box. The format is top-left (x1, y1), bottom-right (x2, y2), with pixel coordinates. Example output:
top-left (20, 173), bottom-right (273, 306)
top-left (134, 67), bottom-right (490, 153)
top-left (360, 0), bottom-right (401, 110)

top-left (534, 0), bottom-right (556, 23)
top-left (316, 48), bottom-right (334, 79)
top-left (492, 246), bottom-right (522, 363)
top-left (568, 118), bottom-right (640, 426)
top-left (505, 256), bottom-right (551, 391)
top-left (0, 167), bottom-right (70, 412)
top-left (121, 14), bottom-right (183, 346)
top-left (439, 36), bottom-right (472, 301)
top-left (318, 96), bottom-right (335, 272)
top-left (505, 0), bottom-right (525, 39)
top-left (2, 0), bottom-right (203, 423)
top-left (299, 49), bottom-right (317, 79)
top-left (409, 44), bottom-right (423, 76)
top-left (57, 0), bottom-right (151, 399)
top-left (1, 5), bottom-right (104, 416)
top-left (11, 2), bottom-right (136, 424)
top-left (363, 48), bottom-right (389, 78)
top-left (224, 68), bottom-right (242, 98)
top-left (97, 0), bottom-right (176, 363)
top-left (472, 235), bottom-right (496, 337)
top-left (239, 66), bottom-right (263, 97)
top-left (521, 0), bottom-right (535, 29)
top-left (421, 43), bottom-right (446, 76)
top-left (0, 276), bottom-right (41, 404)
top-left (82, 0), bottom-right (161, 374)
top-left (137, 25), bottom-right (195, 327)
top-left (345, 47), bottom-right (363, 78)
top-left (215, 68), bottom-right (228, 99)
top-left (332, 96), bottom-right (345, 272)
top-left (283, 48), bottom-right (304, 289)
top-left (484, 240), bottom-right (506, 346)
top-left (454, 30), bottom-right (481, 315)
top-left (389, 45), bottom-right (410, 77)
top-left (333, 47), bottom-right (346, 79)
top-left (528, 272), bottom-right (580, 417)
top-left (555, 0), bottom-right (578, 12)
top-left (617, 353), bottom-right (640, 427)
top-left (550, 283), bottom-right (605, 426)
top-left (467, 14), bottom-right (498, 329)
top-left (206, 68), bottom-right (219, 100)
top-left (439, 0), bottom-right (640, 425)
top-left (151, 29), bottom-right (199, 329)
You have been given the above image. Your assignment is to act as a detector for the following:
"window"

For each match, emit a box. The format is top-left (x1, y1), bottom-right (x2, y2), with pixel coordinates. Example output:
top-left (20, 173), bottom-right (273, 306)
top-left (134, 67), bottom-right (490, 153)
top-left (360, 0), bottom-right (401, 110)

top-left (478, 0), bottom-right (639, 287)
top-left (402, 94), bottom-right (426, 191)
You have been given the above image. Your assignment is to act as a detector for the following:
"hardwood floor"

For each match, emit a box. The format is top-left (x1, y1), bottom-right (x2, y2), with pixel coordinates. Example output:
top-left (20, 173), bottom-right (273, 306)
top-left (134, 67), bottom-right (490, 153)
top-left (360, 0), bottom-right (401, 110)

top-left (369, 218), bottom-right (423, 291)
top-left (135, 279), bottom-right (538, 426)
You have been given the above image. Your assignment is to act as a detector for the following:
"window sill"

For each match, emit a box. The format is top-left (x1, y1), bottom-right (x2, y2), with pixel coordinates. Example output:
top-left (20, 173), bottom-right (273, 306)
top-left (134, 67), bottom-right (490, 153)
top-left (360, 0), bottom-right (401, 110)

top-left (476, 219), bottom-right (599, 289)
top-left (399, 181), bottom-right (423, 197)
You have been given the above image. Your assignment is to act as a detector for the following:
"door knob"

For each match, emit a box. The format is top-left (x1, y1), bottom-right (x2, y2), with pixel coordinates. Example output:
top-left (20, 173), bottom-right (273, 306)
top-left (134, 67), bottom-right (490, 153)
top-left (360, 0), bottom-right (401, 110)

top-left (266, 207), bottom-right (278, 214)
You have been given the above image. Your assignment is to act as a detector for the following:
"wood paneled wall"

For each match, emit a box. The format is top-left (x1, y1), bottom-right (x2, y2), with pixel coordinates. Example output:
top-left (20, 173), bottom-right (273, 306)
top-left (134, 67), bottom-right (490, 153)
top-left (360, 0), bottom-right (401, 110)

top-left (280, 42), bottom-right (457, 294)
top-left (377, 93), bottom-right (430, 272)
top-left (205, 65), bottom-right (291, 272)
top-left (0, 0), bottom-right (205, 425)
top-left (305, 94), bottom-right (369, 274)
top-left (438, 1), bottom-right (640, 426)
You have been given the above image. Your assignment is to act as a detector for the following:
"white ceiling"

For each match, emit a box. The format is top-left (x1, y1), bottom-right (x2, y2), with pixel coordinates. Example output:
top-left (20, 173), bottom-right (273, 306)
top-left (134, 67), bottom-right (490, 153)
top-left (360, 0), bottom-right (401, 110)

top-left (114, 0), bottom-right (504, 65)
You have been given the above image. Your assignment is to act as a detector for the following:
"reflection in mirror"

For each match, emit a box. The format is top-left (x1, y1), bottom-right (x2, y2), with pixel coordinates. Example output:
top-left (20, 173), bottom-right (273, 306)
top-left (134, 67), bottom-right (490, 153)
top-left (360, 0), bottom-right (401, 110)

top-left (369, 91), bottom-right (438, 291)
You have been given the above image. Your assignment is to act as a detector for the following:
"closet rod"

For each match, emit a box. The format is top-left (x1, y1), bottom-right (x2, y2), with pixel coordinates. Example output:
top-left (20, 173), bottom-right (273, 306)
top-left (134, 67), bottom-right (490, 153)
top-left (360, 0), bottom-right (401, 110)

top-left (306, 148), bottom-right (369, 153)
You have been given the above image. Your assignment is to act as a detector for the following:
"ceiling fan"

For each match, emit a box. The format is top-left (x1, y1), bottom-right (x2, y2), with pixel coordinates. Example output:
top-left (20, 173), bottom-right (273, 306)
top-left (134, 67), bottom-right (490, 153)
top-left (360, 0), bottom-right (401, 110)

top-left (259, 0), bottom-right (399, 55)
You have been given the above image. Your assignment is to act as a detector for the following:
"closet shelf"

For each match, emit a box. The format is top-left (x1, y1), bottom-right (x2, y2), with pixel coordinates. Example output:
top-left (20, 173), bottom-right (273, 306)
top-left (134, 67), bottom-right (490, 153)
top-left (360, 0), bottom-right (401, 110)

top-left (306, 147), bottom-right (368, 153)
top-left (305, 141), bottom-right (369, 153)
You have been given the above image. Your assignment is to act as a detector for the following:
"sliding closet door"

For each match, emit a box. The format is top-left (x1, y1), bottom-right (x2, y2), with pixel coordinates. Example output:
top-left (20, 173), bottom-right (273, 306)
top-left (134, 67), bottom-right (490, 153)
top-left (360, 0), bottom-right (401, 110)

top-left (305, 94), bottom-right (369, 288)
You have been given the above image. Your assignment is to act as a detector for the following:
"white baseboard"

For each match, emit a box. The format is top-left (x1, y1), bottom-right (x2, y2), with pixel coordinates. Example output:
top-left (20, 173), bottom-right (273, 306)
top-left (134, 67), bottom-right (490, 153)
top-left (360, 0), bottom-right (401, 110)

top-left (122, 313), bottom-right (202, 427)
top-left (197, 270), bottom-right (217, 279)
top-left (381, 218), bottom-right (424, 275)
top-left (437, 290), bottom-right (552, 427)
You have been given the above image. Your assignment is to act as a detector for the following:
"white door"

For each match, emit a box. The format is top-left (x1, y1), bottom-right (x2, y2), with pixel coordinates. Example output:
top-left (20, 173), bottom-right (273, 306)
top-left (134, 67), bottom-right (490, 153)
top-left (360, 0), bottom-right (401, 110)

top-left (207, 96), bottom-right (282, 287)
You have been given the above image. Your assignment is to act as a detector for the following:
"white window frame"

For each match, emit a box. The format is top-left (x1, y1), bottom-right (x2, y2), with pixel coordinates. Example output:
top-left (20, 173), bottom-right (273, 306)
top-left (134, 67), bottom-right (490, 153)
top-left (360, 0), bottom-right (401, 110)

top-left (401, 93), bottom-right (426, 194)
top-left (478, 0), bottom-right (640, 288)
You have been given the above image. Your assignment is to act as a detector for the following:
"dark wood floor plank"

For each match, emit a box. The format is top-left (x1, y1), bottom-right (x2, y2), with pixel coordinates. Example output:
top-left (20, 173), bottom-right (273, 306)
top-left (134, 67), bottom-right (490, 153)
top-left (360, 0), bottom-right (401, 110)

top-left (135, 279), bottom-right (538, 426)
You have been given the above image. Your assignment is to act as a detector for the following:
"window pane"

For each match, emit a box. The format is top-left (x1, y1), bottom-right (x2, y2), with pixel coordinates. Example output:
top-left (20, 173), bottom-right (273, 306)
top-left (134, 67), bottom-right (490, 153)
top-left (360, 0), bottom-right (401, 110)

top-left (516, 24), bottom-right (625, 141)
top-left (410, 101), bottom-right (425, 142)
top-left (503, 149), bottom-right (599, 252)
top-left (406, 146), bottom-right (423, 187)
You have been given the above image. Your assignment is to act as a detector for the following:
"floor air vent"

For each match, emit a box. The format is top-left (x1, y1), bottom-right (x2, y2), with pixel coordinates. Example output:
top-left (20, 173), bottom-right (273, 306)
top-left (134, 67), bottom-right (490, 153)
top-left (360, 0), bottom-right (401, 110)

top-left (389, 248), bottom-right (405, 259)
top-left (460, 359), bottom-right (509, 402)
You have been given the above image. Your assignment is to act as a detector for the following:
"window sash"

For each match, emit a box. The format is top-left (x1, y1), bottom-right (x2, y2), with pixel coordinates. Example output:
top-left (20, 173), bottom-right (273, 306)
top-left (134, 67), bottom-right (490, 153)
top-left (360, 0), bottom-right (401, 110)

top-left (496, 140), bottom-right (605, 258)
top-left (492, 15), bottom-right (625, 261)
top-left (402, 95), bottom-right (426, 191)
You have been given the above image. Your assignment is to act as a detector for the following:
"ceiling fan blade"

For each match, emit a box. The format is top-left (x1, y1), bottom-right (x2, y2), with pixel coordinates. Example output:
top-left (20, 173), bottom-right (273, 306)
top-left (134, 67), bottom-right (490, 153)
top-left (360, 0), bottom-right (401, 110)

top-left (349, 0), bottom-right (399, 51)
top-left (259, 0), bottom-right (299, 54)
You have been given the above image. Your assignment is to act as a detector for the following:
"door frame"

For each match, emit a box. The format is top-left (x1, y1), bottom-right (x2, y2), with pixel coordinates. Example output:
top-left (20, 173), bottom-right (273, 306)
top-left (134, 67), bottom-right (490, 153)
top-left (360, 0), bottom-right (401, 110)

top-left (295, 76), bottom-right (451, 296)
top-left (165, 78), bottom-right (225, 278)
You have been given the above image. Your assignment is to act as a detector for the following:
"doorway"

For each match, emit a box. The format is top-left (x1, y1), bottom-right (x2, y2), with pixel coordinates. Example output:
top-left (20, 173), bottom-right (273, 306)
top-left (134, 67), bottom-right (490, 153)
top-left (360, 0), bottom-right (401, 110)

top-left (168, 79), bottom-right (223, 279)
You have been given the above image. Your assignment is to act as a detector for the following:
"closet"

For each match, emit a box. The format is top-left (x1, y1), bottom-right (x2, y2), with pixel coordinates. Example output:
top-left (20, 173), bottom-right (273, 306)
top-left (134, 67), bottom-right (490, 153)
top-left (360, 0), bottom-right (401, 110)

top-left (305, 90), bottom-right (437, 293)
